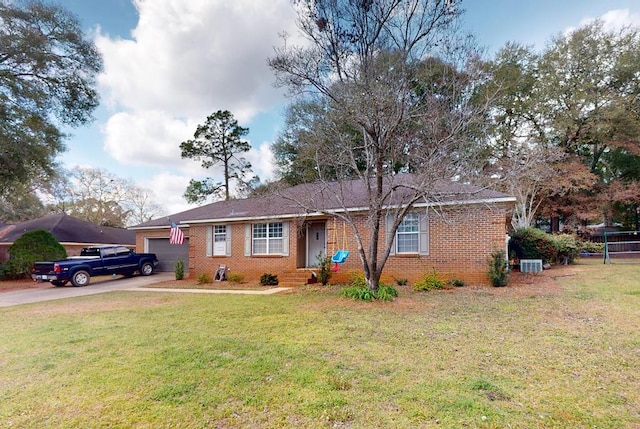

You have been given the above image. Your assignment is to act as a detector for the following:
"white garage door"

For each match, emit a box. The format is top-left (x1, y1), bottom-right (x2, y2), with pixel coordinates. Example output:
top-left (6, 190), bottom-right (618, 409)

top-left (147, 238), bottom-right (189, 273)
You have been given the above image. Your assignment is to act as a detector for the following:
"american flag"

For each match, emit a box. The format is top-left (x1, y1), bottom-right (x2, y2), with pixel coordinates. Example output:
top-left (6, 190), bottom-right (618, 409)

top-left (169, 220), bottom-right (185, 245)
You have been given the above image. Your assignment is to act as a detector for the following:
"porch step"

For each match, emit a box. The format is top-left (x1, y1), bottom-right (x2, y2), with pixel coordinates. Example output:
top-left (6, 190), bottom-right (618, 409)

top-left (277, 269), bottom-right (315, 287)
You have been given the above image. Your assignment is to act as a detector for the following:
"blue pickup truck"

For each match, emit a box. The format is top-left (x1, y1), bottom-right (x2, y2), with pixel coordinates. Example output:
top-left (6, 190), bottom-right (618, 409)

top-left (32, 245), bottom-right (159, 287)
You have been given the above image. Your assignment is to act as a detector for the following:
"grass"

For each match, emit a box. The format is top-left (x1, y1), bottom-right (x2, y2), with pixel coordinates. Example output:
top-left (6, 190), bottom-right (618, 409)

top-left (0, 260), bottom-right (639, 428)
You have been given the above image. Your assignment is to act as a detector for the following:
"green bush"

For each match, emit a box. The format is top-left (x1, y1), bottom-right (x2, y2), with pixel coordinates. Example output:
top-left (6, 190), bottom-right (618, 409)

top-left (376, 284), bottom-right (399, 301)
top-left (260, 273), bottom-right (278, 286)
top-left (316, 253), bottom-right (332, 286)
top-left (348, 271), bottom-right (368, 288)
top-left (509, 227), bottom-right (557, 263)
top-left (450, 279), bottom-right (465, 287)
top-left (339, 283), bottom-right (398, 301)
top-left (488, 249), bottom-right (509, 287)
top-left (2, 230), bottom-right (66, 279)
top-left (551, 234), bottom-right (581, 264)
top-left (340, 285), bottom-right (375, 301)
top-left (196, 273), bottom-right (212, 284)
top-left (394, 277), bottom-right (408, 286)
top-left (227, 272), bottom-right (244, 283)
top-left (580, 240), bottom-right (604, 254)
top-left (339, 272), bottom-right (398, 301)
top-left (413, 269), bottom-right (445, 291)
top-left (174, 258), bottom-right (185, 280)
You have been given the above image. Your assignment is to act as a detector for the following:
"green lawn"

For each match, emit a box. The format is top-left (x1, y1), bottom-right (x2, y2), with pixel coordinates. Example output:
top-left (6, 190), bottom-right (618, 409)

top-left (1, 261), bottom-right (639, 428)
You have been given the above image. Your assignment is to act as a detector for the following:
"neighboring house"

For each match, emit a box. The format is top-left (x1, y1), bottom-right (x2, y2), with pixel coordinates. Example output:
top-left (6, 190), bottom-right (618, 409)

top-left (0, 214), bottom-right (136, 263)
top-left (131, 176), bottom-right (515, 286)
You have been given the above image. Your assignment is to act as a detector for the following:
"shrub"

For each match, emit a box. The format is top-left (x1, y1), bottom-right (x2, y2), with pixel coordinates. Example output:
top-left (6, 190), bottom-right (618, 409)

top-left (509, 227), bottom-right (557, 263)
top-left (339, 273), bottom-right (398, 301)
top-left (348, 271), bottom-right (368, 288)
top-left (488, 249), bottom-right (509, 287)
top-left (340, 285), bottom-right (375, 301)
top-left (450, 279), bottom-right (465, 287)
top-left (316, 253), bottom-right (332, 286)
top-left (260, 273), bottom-right (278, 286)
top-left (413, 269), bottom-right (445, 292)
top-left (551, 234), bottom-right (581, 264)
top-left (394, 277), bottom-right (408, 286)
top-left (174, 258), bottom-right (185, 280)
top-left (580, 240), bottom-right (604, 254)
top-left (376, 284), bottom-right (399, 301)
top-left (2, 230), bottom-right (66, 279)
top-left (196, 273), bottom-right (212, 284)
top-left (227, 272), bottom-right (244, 283)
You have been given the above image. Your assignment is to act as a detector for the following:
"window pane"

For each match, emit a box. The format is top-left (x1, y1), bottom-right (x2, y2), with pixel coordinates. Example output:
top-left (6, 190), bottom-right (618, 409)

top-left (397, 214), bottom-right (419, 233)
top-left (269, 222), bottom-right (283, 238)
top-left (269, 238), bottom-right (283, 254)
top-left (397, 233), bottom-right (419, 253)
top-left (253, 239), bottom-right (267, 254)
top-left (253, 223), bottom-right (267, 238)
top-left (214, 225), bottom-right (226, 234)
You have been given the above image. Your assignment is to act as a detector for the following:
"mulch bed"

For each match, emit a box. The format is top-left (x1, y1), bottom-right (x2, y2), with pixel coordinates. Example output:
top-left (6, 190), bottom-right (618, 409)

top-left (0, 265), bottom-right (575, 295)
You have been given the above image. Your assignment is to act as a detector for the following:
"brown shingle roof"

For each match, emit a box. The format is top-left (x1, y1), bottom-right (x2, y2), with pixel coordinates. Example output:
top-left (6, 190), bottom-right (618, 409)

top-left (132, 175), bottom-right (514, 229)
top-left (0, 214), bottom-right (135, 245)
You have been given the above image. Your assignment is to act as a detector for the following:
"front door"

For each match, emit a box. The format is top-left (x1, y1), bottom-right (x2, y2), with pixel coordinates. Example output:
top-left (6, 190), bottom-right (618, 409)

top-left (307, 222), bottom-right (326, 267)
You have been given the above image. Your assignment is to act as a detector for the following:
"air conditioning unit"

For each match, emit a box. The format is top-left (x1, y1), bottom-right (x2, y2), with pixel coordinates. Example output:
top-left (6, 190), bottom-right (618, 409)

top-left (520, 259), bottom-right (543, 273)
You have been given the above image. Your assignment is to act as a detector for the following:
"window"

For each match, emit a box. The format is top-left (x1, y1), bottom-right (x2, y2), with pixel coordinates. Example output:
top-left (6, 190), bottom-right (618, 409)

top-left (214, 225), bottom-right (226, 243)
top-left (396, 213), bottom-right (419, 253)
top-left (253, 222), bottom-right (284, 255)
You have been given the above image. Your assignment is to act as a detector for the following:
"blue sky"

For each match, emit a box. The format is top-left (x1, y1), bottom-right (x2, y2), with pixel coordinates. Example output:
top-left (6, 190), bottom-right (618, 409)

top-left (55, 0), bottom-right (640, 216)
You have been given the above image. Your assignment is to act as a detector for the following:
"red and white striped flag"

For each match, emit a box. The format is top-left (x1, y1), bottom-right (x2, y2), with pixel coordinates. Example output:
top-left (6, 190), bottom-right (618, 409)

top-left (169, 220), bottom-right (185, 245)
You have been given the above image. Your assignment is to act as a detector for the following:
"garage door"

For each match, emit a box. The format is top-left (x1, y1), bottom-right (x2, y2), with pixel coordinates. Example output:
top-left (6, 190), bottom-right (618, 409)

top-left (147, 238), bottom-right (189, 273)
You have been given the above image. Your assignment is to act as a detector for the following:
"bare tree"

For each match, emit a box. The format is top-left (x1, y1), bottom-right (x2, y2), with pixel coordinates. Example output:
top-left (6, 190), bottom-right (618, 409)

top-left (47, 167), bottom-right (164, 227)
top-left (268, 0), bottom-right (487, 291)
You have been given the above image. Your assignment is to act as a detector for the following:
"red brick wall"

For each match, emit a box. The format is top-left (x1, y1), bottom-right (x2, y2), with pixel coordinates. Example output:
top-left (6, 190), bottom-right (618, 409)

top-left (324, 204), bottom-right (510, 286)
top-left (188, 223), bottom-right (298, 282)
top-left (137, 203), bottom-right (511, 286)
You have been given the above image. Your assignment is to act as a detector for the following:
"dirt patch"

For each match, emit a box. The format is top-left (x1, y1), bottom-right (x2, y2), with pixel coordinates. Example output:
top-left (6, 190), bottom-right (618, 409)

top-left (0, 278), bottom-right (51, 293)
top-left (466, 265), bottom-right (568, 298)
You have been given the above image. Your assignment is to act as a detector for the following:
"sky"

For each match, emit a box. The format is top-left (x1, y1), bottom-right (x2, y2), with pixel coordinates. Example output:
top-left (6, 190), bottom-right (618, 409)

top-left (54, 0), bottom-right (640, 217)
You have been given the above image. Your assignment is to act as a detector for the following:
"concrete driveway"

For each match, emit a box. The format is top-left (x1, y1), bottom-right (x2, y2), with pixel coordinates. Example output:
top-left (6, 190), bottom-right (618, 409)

top-left (0, 272), bottom-right (174, 308)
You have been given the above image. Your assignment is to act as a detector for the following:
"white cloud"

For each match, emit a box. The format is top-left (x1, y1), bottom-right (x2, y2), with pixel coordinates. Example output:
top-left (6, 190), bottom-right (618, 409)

top-left (95, 0), bottom-right (300, 196)
top-left (568, 8), bottom-right (640, 34)
top-left (96, 0), bottom-right (297, 117)
top-left (141, 172), bottom-right (197, 216)
top-left (246, 142), bottom-right (276, 182)
top-left (599, 9), bottom-right (640, 30)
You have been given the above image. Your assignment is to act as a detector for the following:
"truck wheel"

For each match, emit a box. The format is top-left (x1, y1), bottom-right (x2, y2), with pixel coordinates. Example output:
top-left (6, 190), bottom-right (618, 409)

top-left (52, 280), bottom-right (68, 287)
top-left (71, 270), bottom-right (90, 287)
top-left (140, 262), bottom-right (154, 276)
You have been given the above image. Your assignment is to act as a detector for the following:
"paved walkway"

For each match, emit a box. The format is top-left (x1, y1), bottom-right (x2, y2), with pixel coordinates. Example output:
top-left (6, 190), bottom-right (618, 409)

top-left (131, 287), bottom-right (292, 295)
top-left (0, 273), bottom-right (291, 308)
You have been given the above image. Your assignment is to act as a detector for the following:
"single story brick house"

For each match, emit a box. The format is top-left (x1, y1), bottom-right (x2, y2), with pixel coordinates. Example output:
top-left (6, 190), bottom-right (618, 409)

top-left (0, 213), bottom-right (136, 263)
top-left (131, 176), bottom-right (515, 286)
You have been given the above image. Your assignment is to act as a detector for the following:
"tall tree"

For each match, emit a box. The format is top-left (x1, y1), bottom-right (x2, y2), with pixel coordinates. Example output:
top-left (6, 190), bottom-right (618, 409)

top-left (180, 110), bottom-right (253, 203)
top-left (0, 0), bottom-right (102, 197)
top-left (538, 21), bottom-right (640, 225)
top-left (481, 21), bottom-right (640, 228)
top-left (269, 0), bottom-right (485, 291)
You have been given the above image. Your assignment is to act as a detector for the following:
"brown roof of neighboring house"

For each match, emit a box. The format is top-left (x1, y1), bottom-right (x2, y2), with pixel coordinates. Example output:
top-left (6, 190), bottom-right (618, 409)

top-left (0, 214), bottom-right (135, 245)
top-left (132, 175), bottom-right (514, 229)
